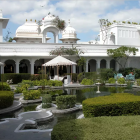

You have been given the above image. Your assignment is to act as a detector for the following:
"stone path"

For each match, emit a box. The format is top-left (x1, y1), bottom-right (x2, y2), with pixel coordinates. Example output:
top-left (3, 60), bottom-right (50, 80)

top-left (0, 110), bottom-right (53, 140)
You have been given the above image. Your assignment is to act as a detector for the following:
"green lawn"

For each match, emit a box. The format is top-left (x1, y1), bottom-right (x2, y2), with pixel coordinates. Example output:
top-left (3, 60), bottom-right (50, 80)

top-left (52, 115), bottom-right (140, 140)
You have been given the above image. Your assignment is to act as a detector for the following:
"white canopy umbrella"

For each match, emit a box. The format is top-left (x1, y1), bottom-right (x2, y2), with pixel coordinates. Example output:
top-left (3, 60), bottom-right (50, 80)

top-left (42, 56), bottom-right (77, 82)
top-left (42, 56), bottom-right (77, 66)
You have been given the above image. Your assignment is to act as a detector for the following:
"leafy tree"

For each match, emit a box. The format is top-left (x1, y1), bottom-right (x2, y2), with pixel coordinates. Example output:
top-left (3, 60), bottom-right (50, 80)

top-left (107, 46), bottom-right (138, 70)
top-left (3, 30), bottom-right (13, 42)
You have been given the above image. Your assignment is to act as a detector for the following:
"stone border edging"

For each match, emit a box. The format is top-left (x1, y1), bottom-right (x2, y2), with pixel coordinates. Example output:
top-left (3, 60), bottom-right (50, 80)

top-left (19, 97), bottom-right (42, 104)
top-left (0, 100), bottom-right (22, 115)
top-left (14, 111), bottom-right (53, 133)
top-left (36, 103), bottom-right (82, 114)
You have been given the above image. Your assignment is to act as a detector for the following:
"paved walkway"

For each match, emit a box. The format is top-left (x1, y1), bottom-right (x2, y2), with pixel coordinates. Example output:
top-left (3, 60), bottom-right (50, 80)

top-left (0, 109), bottom-right (52, 140)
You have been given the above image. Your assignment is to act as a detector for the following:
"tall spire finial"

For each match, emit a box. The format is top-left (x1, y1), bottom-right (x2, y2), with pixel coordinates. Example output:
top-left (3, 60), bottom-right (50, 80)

top-left (68, 19), bottom-right (70, 26)
top-left (0, 9), bottom-right (3, 18)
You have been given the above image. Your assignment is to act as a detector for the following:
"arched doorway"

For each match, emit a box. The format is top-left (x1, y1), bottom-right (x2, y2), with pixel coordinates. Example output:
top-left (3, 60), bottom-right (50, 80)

top-left (110, 35), bottom-right (115, 45)
top-left (100, 59), bottom-right (106, 69)
top-left (110, 59), bottom-right (116, 70)
top-left (34, 59), bottom-right (44, 74)
top-left (42, 27), bottom-right (59, 43)
top-left (89, 59), bottom-right (96, 72)
top-left (4, 60), bottom-right (15, 73)
top-left (19, 59), bottom-right (30, 73)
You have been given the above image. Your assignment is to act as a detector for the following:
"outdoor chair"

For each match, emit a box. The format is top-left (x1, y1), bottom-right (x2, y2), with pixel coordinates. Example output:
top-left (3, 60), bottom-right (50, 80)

top-left (6, 79), bottom-right (13, 84)
top-left (114, 73), bottom-right (124, 80)
top-left (125, 74), bottom-right (135, 81)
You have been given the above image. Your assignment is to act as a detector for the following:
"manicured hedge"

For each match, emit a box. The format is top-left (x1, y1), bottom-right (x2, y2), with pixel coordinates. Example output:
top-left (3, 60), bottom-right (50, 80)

top-left (0, 82), bottom-right (11, 91)
top-left (23, 90), bottom-right (41, 100)
top-left (56, 95), bottom-right (76, 109)
top-left (2, 73), bottom-right (31, 84)
top-left (82, 93), bottom-right (140, 117)
top-left (42, 94), bottom-right (52, 108)
top-left (0, 91), bottom-right (14, 109)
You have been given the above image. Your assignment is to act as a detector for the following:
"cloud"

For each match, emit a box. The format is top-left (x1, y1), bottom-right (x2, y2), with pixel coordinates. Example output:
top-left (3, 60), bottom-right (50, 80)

top-left (1, 0), bottom-right (137, 35)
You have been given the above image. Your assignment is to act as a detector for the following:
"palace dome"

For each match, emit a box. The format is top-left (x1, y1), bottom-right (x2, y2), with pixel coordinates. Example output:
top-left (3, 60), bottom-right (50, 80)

top-left (16, 21), bottom-right (38, 34)
top-left (43, 13), bottom-right (57, 22)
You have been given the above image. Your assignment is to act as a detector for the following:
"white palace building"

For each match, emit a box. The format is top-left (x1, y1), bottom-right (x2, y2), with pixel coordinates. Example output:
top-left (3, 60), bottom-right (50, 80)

top-left (0, 9), bottom-right (140, 76)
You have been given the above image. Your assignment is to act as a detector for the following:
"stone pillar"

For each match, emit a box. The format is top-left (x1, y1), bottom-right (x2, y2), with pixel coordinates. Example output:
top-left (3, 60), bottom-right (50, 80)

top-left (106, 60), bottom-right (110, 69)
top-left (1, 66), bottom-right (4, 74)
top-left (127, 59), bottom-right (130, 68)
top-left (0, 22), bottom-right (3, 42)
top-left (73, 65), bottom-right (76, 73)
top-left (42, 32), bottom-right (46, 43)
top-left (31, 59), bottom-right (35, 75)
top-left (67, 66), bottom-right (70, 73)
top-left (96, 59), bottom-right (100, 71)
top-left (54, 66), bottom-right (57, 75)
top-left (116, 62), bottom-right (119, 71)
top-left (54, 33), bottom-right (59, 43)
top-left (86, 59), bottom-right (89, 72)
top-left (16, 59), bottom-right (20, 73)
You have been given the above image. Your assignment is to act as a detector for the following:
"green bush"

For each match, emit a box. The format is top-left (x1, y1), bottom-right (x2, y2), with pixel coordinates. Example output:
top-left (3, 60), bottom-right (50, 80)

top-left (108, 78), bottom-right (116, 84)
top-left (137, 79), bottom-right (140, 86)
top-left (56, 95), bottom-right (76, 109)
top-left (85, 72), bottom-right (98, 81)
top-left (0, 91), bottom-right (14, 109)
top-left (2, 73), bottom-right (31, 84)
top-left (118, 67), bottom-right (134, 77)
top-left (0, 82), bottom-right (11, 91)
top-left (23, 90), bottom-right (41, 100)
top-left (22, 80), bottom-right (34, 87)
top-left (98, 68), bottom-right (114, 81)
top-left (81, 78), bottom-right (93, 85)
top-left (14, 86), bottom-right (22, 93)
top-left (117, 78), bottom-right (125, 84)
top-left (49, 90), bottom-right (63, 96)
top-left (30, 74), bottom-right (42, 81)
top-left (77, 73), bottom-right (84, 82)
top-left (42, 94), bottom-right (52, 108)
top-left (82, 93), bottom-right (140, 117)
top-left (66, 73), bottom-right (78, 82)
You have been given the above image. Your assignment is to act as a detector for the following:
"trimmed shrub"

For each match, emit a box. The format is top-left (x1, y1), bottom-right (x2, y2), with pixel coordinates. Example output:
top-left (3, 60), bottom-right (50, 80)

top-left (22, 80), bottom-right (34, 87)
top-left (117, 78), bottom-right (125, 84)
top-left (23, 90), bottom-right (41, 100)
top-left (0, 82), bottom-right (11, 91)
top-left (42, 94), bottom-right (52, 108)
top-left (81, 78), bottom-right (93, 85)
top-left (77, 73), bottom-right (84, 82)
top-left (108, 78), bottom-right (116, 84)
top-left (137, 79), bottom-right (140, 86)
top-left (85, 72), bottom-right (98, 81)
top-left (49, 90), bottom-right (63, 96)
top-left (82, 93), bottom-right (140, 117)
top-left (14, 86), bottom-right (22, 93)
top-left (2, 73), bottom-right (31, 84)
top-left (56, 95), bottom-right (76, 109)
top-left (0, 91), bottom-right (14, 109)
top-left (98, 68), bottom-right (114, 81)
top-left (30, 74), bottom-right (42, 81)
top-left (66, 73), bottom-right (78, 82)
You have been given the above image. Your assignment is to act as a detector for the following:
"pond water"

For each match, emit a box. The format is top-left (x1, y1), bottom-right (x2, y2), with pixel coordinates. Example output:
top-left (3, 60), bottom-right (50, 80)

top-left (1, 86), bottom-right (140, 130)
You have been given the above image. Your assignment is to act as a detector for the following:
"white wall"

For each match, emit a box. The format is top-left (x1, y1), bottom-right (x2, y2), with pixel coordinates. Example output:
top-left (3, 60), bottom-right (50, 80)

top-left (0, 22), bottom-right (3, 42)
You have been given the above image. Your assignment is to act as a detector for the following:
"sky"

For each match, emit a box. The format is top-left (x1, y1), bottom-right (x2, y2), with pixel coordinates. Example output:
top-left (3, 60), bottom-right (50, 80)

top-left (1, 0), bottom-right (140, 43)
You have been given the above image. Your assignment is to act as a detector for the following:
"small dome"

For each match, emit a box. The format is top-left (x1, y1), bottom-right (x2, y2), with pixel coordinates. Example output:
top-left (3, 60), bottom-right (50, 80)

top-left (43, 13), bottom-right (56, 22)
top-left (16, 21), bottom-right (38, 34)
top-left (62, 20), bottom-right (77, 39)
top-left (62, 20), bottom-right (76, 34)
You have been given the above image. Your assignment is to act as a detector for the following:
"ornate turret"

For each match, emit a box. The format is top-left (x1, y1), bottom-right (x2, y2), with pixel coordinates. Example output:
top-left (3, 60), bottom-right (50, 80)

top-left (0, 9), bottom-right (9, 42)
top-left (60, 20), bottom-right (80, 44)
